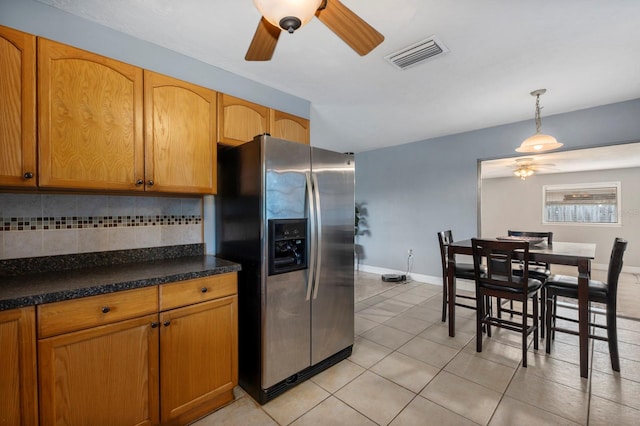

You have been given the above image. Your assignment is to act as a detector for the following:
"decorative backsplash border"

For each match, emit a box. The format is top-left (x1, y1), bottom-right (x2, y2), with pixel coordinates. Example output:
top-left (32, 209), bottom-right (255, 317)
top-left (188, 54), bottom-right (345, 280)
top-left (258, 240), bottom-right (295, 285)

top-left (1, 215), bottom-right (202, 232)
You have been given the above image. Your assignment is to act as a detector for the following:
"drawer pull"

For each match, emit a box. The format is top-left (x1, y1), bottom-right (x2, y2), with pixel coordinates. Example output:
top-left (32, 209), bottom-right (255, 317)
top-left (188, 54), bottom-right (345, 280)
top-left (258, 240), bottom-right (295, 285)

top-left (24, 172), bottom-right (34, 179)
top-left (101, 306), bottom-right (111, 314)
top-left (201, 287), bottom-right (208, 293)
top-left (147, 180), bottom-right (155, 186)
top-left (163, 321), bottom-right (171, 327)
top-left (135, 179), bottom-right (144, 185)
top-left (151, 322), bottom-right (159, 328)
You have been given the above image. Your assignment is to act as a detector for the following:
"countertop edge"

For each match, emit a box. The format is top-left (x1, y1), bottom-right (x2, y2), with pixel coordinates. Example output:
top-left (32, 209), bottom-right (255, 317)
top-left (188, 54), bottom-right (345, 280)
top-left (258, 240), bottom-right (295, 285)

top-left (0, 256), bottom-right (241, 311)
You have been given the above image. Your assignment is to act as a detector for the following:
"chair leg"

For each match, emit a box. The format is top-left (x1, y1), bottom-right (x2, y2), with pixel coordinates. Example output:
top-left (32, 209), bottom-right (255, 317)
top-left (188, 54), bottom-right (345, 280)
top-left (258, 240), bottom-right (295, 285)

top-left (486, 296), bottom-right (492, 337)
top-left (546, 292), bottom-right (553, 354)
top-left (496, 297), bottom-right (502, 318)
top-left (476, 291), bottom-right (484, 353)
top-left (522, 296), bottom-right (528, 367)
top-left (533, 293), bottom-right (539, 350)
top-left (441, 280), bottom-right (447, 322)
top-left (540, 286), bottom-right (546, 339)
top-left (606, 304), bottom-right (620, 372)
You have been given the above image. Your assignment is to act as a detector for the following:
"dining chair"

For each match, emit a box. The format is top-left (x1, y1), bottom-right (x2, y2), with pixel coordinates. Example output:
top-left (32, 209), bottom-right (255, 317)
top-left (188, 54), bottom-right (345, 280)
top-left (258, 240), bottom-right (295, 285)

top-left (499, 230), bottom-right (553, 337)
top-left (545, 237), bottom-right (628, 371)
top-left (437, 230), bottom-right (486, 322)
top-left (471, 238), bottom-right (543, 367)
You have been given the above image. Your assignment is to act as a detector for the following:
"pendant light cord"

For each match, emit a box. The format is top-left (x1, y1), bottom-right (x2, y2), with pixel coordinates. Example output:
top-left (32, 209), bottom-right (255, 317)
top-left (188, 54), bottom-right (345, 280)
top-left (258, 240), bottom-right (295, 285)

top-left (534, 94), bottom-right (543, 133)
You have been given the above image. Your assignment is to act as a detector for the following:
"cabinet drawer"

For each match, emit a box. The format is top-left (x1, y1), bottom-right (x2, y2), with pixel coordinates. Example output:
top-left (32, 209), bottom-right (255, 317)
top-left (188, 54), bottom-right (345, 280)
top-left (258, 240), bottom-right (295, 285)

top-left (37, 286), bottom-right (158, 338)
top-left (159, 273), bottom-right (237, 311)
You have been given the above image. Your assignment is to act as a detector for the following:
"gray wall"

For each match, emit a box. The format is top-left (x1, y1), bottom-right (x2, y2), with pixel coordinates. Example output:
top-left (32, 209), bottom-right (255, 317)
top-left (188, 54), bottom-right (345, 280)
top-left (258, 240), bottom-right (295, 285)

top-left (355, 99), bottom-right (640, 278)
top-left (482, 168), bottom-right (640, 267)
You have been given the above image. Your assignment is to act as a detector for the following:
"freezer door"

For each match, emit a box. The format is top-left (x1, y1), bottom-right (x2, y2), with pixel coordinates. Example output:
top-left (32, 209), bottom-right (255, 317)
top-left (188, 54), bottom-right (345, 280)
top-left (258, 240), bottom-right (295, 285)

top-left (310, 147), bottom-right (355, 365)
top-left (262, 138), bottom-right (312, 388)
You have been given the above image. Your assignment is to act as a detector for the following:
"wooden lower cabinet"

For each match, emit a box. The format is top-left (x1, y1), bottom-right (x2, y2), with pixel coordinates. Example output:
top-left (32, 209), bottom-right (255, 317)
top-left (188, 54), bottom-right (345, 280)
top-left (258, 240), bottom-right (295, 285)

top-left (159, 295), bottom-right (238, 425)
top-left (35, 273), bottom-right (238, 425)
top-left (0, 307), bottom-right (38, 426)
top-left (38, 314), bottom-right (160, 426)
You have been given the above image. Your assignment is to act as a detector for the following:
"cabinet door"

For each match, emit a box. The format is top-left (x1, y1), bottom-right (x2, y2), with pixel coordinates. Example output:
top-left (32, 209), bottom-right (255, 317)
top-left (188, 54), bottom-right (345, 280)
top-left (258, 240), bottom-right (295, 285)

top-left (0, 26), bottom-right (36, 188)
top-left (217, 93), bottom-right (269, 146)
top-left (159, 295), bottom-right (238, 424)
top-left (38, 38), bottom-right (144, 191)
top-left (0, 307), bottom-right (38, 426)
top-left (38, 314), bottom-right (159, 426)
top-left (144, 71), bottom-right (217, 194)
top-left (269, 109), bottom-right (310, 145)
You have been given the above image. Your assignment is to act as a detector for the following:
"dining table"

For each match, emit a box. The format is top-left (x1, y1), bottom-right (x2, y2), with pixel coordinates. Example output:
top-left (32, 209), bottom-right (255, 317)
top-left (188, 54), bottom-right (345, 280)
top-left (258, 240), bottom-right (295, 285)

top-left (446, 238), bottom-right (597, 378)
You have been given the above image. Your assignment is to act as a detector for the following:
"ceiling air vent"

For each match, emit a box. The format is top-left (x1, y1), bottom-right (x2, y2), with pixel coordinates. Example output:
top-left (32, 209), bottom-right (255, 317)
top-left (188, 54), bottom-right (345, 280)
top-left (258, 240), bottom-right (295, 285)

top-left (384, 36), bottom-right (449, 70)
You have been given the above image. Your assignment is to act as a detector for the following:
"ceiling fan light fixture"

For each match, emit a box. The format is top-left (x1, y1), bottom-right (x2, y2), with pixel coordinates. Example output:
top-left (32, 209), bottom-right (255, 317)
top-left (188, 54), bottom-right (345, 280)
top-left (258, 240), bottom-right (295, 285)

top-left (513, 166), bottom-right (535, 180)
top-left (516, 89), bottom-right (563, 153)
top-left (254, 0), bottom-right (323, 32)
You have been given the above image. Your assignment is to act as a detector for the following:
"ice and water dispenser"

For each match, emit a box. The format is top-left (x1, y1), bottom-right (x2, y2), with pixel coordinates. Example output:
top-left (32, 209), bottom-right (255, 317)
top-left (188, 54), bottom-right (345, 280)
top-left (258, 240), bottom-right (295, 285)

top-left (268, 219), bottom-right (307, 275)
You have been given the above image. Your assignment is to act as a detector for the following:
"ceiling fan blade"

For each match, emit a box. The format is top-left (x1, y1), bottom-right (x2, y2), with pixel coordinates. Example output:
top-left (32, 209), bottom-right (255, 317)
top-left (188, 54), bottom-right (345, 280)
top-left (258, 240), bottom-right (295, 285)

top-left (315, 0), bottom-right (384, 56)
top-left (245, 17), bottom-right (281, 61)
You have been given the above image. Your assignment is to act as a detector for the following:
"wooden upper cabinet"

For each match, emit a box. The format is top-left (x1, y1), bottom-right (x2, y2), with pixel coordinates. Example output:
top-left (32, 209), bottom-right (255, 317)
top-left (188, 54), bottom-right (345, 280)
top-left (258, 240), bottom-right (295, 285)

top-left (144, 71), bottom-right (217, 194)
top-left (269, 109), bottom-right (310, 145)
top-left (217, 93), bottom-right (269, 146)
top-left (0, 25), bottom-right (37, 188)
top-left (37, 38), bottom-right (144, 191)
top-left (0, 307), bottom-right (38, 426)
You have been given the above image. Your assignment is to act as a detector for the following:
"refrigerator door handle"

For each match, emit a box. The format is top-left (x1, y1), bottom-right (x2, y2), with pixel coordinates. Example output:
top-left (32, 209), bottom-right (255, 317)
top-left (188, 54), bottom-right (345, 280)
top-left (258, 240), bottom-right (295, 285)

top-left (305, 172), bottom-right (316, 301)
top-left (311, 172), bottom-right (323, 300)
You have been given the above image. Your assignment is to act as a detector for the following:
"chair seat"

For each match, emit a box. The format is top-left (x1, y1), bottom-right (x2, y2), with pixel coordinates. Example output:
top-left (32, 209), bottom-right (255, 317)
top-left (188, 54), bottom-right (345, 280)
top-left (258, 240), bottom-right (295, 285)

top-left (455, 262), bottom-right (485, 280)
top-left (546, 274), bottom-right (608, 303)
top-left (483, 277), bottom-right (542, 294)
top-left (513, 267), bottom-right (551, 283)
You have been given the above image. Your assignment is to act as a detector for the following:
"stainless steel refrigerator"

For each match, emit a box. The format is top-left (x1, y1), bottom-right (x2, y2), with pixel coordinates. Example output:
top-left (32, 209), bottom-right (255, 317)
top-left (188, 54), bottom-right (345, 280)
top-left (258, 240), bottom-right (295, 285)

top-left (216, 135), bottom-right (355, 404)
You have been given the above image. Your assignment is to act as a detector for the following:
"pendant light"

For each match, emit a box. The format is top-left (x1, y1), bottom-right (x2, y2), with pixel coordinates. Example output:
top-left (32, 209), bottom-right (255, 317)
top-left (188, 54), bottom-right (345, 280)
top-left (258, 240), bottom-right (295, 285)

top-left (253, 0), bottom-right (323, 33)
top-left (516, 89), bottom-right (563, 153)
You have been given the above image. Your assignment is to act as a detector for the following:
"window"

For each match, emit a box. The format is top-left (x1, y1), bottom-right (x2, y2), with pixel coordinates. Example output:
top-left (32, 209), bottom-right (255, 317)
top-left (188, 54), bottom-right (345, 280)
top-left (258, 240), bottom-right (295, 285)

top-left (542, 182), bottom-right (621, 225)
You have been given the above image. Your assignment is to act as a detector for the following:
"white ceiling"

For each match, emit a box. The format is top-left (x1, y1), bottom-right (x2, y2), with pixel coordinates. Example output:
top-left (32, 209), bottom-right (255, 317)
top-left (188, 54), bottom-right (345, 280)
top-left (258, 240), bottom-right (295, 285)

top-left (481, 142), bottom-right (640, 179)
top-left (36, 0), bottom-right (640, 154)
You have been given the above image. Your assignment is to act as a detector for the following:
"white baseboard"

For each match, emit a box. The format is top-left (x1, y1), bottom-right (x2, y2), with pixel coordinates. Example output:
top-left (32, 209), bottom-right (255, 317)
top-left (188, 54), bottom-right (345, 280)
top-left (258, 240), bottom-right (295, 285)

top-left (357, 263), bottom-right (639, 289)
top-left (356, 264), bottom-right (444, 290)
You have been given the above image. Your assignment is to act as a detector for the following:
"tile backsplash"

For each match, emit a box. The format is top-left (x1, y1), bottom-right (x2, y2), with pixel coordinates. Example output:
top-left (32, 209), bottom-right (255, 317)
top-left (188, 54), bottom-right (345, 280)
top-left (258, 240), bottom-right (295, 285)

top-left (0, 193), bottom-right (203, 260)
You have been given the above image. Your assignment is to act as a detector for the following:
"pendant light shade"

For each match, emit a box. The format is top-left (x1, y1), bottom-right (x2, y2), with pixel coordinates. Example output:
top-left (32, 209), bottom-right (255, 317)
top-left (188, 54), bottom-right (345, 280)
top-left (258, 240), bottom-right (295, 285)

top-left (254, 0), bottom-right (323, 33)
top-left (516, 89), bottom-right (563, 153)
top-left (516, 133), bottom-right (563, 153)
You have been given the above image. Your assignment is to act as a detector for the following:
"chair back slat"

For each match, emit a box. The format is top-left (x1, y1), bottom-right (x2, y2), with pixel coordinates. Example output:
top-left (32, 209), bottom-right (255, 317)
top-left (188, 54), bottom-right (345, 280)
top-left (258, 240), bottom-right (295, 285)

top-left (508, 230), bottom-right (553, 269)
top-left (472, 238), bottom-right (530, 293)
top-left (507, 230), bottom-right (553, 245)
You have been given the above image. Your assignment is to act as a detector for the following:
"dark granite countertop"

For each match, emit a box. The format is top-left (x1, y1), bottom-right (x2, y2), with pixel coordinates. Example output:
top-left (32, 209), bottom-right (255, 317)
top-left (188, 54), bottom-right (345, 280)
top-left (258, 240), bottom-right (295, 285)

top-left (0, 246), bottom-right (241, 311)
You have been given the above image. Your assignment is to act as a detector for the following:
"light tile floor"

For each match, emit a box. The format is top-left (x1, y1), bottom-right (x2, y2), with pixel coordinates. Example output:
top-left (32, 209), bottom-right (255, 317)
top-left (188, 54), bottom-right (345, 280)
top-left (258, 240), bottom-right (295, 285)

top-left (192, 271), bottom-right (640, 425)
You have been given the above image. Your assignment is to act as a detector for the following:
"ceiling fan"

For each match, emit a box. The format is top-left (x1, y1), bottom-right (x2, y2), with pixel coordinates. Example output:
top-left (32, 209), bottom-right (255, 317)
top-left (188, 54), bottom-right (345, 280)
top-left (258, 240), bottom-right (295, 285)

top-left (509, 157), bottom-right (556, 180)
top-left (246, 0), bottom-right (385, 61)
